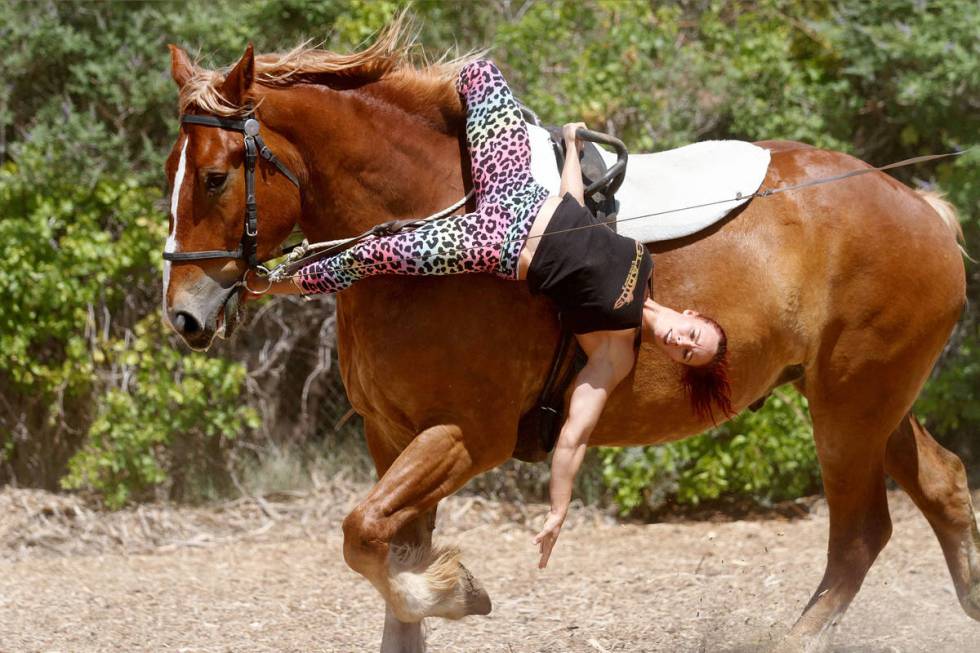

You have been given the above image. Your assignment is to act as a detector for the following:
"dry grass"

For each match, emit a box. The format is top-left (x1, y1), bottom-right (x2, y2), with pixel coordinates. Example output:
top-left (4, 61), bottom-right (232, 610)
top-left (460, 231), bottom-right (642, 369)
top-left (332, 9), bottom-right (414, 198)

top-left (2, 485), bottom-right (978, 652)
top-left (0, 477), bottom-right (614, 561)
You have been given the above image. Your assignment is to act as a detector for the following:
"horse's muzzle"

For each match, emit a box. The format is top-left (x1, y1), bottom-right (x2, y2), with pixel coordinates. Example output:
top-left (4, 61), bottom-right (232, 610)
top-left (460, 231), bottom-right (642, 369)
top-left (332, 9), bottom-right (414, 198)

top-left (167, 283), bottom-right (242, 351)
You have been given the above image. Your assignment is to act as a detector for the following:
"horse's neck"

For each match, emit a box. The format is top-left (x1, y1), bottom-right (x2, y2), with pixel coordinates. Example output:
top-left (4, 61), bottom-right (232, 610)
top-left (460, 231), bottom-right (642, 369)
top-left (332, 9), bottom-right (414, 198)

top-left (269, 83), bottom-right (468, 241)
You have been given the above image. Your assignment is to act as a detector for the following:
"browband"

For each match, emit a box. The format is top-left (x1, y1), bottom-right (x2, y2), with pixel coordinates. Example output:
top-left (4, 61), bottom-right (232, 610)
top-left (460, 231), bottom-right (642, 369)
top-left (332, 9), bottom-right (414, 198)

top-left (180, 114), bottom-right (301, 188)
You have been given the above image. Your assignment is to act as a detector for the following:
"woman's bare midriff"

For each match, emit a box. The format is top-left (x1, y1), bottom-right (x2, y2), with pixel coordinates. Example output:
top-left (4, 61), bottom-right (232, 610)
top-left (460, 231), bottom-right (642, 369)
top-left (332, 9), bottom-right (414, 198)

top-left (517, 195), bottom-right (563, 280)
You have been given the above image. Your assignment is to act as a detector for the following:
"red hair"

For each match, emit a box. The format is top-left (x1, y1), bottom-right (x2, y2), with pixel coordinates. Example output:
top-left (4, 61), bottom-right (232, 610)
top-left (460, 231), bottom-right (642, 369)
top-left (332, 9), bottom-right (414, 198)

top-left (680, 316), bottom-right (734, 424)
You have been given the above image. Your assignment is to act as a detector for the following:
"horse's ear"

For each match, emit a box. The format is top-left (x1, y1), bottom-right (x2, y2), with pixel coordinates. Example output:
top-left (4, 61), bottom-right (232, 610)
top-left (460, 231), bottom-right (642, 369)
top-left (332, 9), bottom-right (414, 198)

top-left (220, 44), bottom-right (255, 107)
top-left (169, 44), bottom-right (195, 88)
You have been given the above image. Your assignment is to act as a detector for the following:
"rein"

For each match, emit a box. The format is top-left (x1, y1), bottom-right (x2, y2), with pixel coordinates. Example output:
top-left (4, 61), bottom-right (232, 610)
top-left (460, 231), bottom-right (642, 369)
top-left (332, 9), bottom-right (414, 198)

top-left (264, 148), bottom-right (969, 284)
top-left (272, 190), bottom-right (475, 277)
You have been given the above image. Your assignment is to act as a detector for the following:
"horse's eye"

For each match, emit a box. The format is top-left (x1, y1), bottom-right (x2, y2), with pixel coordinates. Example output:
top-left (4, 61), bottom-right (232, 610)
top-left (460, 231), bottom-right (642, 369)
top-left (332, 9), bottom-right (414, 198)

top-left (205, 172), bottom-right (227, 193)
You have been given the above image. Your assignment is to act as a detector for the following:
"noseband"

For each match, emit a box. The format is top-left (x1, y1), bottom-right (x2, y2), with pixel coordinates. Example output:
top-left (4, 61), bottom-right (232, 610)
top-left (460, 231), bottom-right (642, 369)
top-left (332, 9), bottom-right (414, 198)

top-left (163, 113), bottom-right (301, 278)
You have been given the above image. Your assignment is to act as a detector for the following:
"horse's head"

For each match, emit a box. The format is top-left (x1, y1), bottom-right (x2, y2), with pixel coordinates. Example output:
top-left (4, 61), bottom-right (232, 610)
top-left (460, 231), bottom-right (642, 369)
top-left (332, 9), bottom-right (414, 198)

top-left (163, 45), bottom-right (303, 350)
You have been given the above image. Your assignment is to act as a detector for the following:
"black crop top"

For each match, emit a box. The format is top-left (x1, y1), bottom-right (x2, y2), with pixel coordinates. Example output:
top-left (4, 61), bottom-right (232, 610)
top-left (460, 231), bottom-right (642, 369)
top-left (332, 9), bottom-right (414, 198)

top-left (527, 194), bottom-right (653, 334)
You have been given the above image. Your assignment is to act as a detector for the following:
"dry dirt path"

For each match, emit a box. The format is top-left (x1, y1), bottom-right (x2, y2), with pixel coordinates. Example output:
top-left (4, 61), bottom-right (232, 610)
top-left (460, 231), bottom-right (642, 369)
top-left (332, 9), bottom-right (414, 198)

top-left (1, 488), bottom-right (977, 652)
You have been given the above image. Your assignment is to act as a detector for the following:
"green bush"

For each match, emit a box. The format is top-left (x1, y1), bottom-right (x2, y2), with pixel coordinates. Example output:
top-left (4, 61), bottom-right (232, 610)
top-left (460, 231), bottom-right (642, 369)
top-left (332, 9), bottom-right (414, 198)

top-left (0, 117), bottom-right (165, 487)
top-left (62, 319), bottom-right (259, 508)
top-left (0, 117), bottom-right (156, 392)
top-left (600, 390), bottom-right (820, 515)
top-left (0, 114), bottom-right (259, 504)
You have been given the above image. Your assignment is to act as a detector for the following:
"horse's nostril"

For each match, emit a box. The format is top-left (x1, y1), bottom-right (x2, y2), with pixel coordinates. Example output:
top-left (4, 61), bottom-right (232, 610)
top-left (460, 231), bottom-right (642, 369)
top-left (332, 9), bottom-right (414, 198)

top-left (174, 311), bottom-right (201, 335)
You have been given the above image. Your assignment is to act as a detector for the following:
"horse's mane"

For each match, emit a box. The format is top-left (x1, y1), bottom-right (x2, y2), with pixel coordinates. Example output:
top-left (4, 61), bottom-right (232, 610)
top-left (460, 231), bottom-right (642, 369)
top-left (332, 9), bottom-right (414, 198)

top-left (180, 13), bottom-right (478, 117)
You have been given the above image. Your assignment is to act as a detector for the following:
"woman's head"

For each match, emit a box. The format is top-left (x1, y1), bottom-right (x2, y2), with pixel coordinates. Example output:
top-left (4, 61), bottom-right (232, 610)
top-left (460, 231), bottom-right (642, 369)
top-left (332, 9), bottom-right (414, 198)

top-left (679, 314), bottom-right (733, 423)
top-left (645, 306), bottom-right (734, 422)
top-left (648, 308), bottom-right (723, 366)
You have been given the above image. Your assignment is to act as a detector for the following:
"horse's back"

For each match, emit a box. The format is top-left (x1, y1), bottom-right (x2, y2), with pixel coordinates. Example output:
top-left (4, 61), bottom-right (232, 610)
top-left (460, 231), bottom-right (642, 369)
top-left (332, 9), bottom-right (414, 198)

top-left (594, 142), bottom-right (965, 444)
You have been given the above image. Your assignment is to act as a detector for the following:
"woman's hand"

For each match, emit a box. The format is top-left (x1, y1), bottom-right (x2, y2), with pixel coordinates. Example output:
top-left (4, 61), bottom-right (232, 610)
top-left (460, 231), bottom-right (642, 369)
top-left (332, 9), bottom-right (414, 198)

top-left (242, 271), bottom-right (304, 300)
top-left (562, 121), bottom-right (587, 153)
top-left (533, 508), bottom-right (567, 569)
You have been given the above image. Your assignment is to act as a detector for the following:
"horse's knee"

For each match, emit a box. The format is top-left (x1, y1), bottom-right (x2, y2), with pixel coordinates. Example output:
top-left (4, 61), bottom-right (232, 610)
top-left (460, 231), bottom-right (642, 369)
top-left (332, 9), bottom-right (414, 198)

top-left (343, 503), bottom-right (389, 574)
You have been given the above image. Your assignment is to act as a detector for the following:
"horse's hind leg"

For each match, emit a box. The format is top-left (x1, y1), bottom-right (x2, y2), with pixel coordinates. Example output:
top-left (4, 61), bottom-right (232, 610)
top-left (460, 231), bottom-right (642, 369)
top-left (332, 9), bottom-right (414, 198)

top-left (777, 398), bottom-right (895, 653)
top-left (885, 413), bottom-right (980, 619)
top-left (778, 328), bottom-right (955, 652)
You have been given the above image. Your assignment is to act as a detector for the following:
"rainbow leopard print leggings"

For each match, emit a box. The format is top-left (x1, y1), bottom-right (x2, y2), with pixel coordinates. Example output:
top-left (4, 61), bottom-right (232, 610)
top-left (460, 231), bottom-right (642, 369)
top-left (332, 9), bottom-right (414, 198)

top-left (296, 60), bottom-right (550, 294)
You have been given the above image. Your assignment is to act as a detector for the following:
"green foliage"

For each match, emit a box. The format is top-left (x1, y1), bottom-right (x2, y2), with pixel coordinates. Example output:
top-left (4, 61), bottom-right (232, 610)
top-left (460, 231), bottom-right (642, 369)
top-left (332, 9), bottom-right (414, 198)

top-left (916, 322), bottom-right (980, 473)
top-left (0, 116), bottom-right (160, 393)
top-left (0, 115), bottom-right (257, 504)
top-left (600, 390), bottom-right (820, 514)
top-left (918, 334), bottom-right (980, 433)
top-left (491, 0), bottom-right (979, 156)
top-left (62, 319), bottom-right (258, 508)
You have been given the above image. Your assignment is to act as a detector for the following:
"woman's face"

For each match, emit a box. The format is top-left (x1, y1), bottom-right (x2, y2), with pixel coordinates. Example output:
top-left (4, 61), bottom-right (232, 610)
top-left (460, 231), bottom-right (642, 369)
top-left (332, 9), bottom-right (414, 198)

top-left (651, 309), bottom-right (722, 367)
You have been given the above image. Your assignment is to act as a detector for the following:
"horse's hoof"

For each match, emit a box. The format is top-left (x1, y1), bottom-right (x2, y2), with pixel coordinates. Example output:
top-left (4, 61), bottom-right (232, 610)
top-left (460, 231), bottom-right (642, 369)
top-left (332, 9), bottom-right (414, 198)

top-left (459, 562), bottom-right (492, 616)
top-left (962, 580), bottom-right (980, 621)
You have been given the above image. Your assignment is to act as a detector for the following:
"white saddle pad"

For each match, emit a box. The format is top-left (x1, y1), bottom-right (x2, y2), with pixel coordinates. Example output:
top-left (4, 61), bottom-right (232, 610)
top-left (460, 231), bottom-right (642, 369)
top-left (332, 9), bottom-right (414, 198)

top-left (527, 125), bottom-right (771, 244)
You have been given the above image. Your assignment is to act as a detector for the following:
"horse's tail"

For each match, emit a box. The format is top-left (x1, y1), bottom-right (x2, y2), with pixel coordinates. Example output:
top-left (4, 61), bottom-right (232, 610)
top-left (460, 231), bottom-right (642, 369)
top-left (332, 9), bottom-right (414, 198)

top-left (917, 189), bottom-right (969, 259)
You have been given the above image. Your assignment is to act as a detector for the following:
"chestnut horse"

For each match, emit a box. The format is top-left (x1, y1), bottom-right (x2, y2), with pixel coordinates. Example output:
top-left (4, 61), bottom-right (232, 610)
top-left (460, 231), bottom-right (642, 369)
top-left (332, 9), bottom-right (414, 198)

top-left (162, 28), bottom-right (976, 653)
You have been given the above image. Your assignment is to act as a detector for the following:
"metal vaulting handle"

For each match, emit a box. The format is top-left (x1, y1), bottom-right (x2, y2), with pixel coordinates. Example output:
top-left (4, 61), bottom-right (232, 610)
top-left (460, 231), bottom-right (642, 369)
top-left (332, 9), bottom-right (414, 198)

top-left (576, 128), bottom-right (628, 196)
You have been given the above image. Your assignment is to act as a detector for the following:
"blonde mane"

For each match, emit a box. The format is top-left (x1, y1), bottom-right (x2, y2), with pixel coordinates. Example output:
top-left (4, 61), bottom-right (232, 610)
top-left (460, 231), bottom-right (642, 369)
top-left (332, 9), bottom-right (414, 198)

top-left (179, 13), bottom-right (478, 117)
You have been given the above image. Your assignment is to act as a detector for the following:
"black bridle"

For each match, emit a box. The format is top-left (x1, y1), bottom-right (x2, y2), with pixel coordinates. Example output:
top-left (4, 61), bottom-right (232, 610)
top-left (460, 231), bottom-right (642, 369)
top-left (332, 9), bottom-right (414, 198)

top-left (163, 113), bottom-right (301, 272)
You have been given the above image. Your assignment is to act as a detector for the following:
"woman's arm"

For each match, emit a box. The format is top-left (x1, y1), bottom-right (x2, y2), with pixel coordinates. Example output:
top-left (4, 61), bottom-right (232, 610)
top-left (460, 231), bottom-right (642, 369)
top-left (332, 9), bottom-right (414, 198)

top-left (532, 360), bottom-right (612, 569)
top-left (243, 272), bottom-right (305, 301)
top-left (559, 122), bottom-right (587, 205)
top-left (533, 330), bottom-right (636, 568)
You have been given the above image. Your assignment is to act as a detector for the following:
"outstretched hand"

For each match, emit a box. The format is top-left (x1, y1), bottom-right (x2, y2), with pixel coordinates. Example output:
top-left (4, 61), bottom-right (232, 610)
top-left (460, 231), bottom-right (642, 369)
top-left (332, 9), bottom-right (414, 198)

top-left (533, 509), bottom-right (567, 569)
top-left (241, 272), bottom-right (303, 301)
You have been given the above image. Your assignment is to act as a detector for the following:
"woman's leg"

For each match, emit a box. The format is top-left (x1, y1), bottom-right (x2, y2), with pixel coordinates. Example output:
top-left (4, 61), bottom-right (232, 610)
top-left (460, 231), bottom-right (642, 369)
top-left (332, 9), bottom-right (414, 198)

top-left (457, 60), bottom-right (538, 203)
top-left (295, 213), bottom-right (503, 294)
top-left (296, 60), bottom-right (549, 294)
top-left (534, 328), bottom-right (637, 567)
top-left (456, 60), bottom-right (549, 278)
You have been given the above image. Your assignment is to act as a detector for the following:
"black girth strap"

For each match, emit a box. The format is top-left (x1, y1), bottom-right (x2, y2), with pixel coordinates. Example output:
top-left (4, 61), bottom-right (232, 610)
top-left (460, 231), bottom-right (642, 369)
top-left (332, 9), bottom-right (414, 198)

top-left (514, 323), bottom-right (588, 462)
top-left (163, 113), bottom-right (300, 269)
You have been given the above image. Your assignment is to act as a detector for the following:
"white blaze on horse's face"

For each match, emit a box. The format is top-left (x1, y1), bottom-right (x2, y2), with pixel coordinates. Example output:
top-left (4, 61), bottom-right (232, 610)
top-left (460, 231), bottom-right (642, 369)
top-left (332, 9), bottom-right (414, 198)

top-left (163, 137), bottom-right (189, 312)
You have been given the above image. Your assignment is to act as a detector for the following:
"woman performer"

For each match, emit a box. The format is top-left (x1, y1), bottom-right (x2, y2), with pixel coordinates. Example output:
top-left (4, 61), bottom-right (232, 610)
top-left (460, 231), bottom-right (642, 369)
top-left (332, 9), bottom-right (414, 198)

top-left (257, 60), bottom-right (732, 568)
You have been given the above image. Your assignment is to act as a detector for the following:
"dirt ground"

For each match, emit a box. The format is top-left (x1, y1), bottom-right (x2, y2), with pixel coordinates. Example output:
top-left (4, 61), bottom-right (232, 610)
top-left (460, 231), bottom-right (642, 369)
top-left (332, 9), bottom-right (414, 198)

top-left (1, 485), bottom-right (978, 653)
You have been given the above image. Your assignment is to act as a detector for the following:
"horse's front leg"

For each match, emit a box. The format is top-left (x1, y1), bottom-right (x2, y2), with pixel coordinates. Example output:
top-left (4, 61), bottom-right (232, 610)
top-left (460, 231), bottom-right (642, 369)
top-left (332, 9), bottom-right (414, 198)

top-left (344, 422), bottom-right (504, 626)
top-left (379, 506), bottom-right (436, 653)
